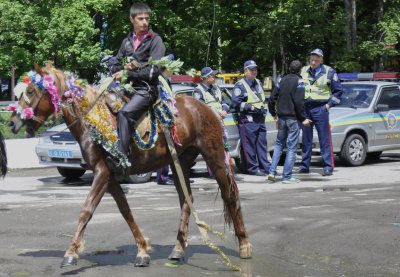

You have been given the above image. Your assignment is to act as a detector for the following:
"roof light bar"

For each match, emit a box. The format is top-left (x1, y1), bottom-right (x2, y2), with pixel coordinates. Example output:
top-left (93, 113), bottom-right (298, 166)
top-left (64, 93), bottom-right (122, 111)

top-left (338, 72), bottom-right (400, 81)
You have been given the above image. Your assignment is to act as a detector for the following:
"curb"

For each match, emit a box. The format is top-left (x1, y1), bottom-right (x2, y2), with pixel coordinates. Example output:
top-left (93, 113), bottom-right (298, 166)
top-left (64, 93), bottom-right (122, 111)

top-left (5, 138), bottom-right (48, 169)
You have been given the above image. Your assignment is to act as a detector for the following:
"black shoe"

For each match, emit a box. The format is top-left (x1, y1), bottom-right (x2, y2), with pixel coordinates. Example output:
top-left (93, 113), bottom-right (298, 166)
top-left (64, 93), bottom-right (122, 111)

top-left (322, 169), bottom-right (333, 176)
top-left (254, 170), bottom-right (265, 176)
top-left (296, 168), bottom-right (310, 174)
top-left (105, 156), bottom-right (128, 182)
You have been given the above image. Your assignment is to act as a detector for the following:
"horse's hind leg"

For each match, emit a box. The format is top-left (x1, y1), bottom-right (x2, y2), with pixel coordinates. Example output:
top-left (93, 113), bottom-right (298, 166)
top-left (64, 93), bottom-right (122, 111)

top-left (204, 149), bottom-right (253, 259)
top-left (61, 168), bottom-right (110, 267)
top-left (168, 147), bottom-right (198, 261)
top-left (108, 181), bottom-right (151, 267)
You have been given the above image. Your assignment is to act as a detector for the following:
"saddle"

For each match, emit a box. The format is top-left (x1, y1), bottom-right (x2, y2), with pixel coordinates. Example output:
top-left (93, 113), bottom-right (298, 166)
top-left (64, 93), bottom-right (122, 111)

top-left (101, 86), bottom-right (163, 139)
top-left (82, 76), bottom-right (176, 168)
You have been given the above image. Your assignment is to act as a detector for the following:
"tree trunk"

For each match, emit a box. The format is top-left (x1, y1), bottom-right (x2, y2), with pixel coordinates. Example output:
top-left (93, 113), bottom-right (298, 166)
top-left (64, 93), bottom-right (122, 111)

top-left (377, 0), bottom-right (385, 71)
top-left (344, 0), bottom-right (357, 49)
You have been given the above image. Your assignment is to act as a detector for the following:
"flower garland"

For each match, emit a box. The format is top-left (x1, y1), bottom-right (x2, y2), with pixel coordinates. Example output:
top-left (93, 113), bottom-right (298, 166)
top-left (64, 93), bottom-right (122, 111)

top-left (131, 101), bottom-right (175, 150)
top-left (7, 71), bottom-right (60, 120)
top-left (84, 103), bottom-right (131, 168)
top-left (7, 104), bottom-right (34, 120)
top-left (63, 75), bottom-right (86, 104)
top-left (132, 108), bottom-right (158, 150)
top-left (28, 72), bottom-right (60, 113)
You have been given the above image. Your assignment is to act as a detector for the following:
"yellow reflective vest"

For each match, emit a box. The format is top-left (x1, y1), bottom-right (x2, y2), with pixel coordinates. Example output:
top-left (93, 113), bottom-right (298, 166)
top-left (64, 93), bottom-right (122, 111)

top-left (195, 84), bottom-right (223, 113)
top-left (301, 65), bottom-right (331, 100)
top-left (238, 78), bottom-right (266, 110)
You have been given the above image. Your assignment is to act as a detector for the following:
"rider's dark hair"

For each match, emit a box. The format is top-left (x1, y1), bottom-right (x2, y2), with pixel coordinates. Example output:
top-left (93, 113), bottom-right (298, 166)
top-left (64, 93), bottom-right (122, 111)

top-left (130, 3), bottom-right (151, 18)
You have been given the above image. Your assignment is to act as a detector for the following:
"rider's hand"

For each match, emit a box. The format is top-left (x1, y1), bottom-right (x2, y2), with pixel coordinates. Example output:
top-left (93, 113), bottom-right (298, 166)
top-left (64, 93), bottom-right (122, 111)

top-left (220, 110), bottom-right (228, 119)
top-left (113, 71), bottom-right (123, 81)
top-left (124, 62), bottom-right (137, 71)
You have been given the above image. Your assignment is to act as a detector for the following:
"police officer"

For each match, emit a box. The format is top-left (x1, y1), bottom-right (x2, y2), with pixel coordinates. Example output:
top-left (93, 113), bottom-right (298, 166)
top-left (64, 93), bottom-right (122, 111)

top-left (298, 48), bottom-right (343, 176)
top-left (231, 60), bottom-right (270, 176)
top-left (194, 67), bottom-right (230, 149)
top-left (107, 3), bottom-right (166, 180)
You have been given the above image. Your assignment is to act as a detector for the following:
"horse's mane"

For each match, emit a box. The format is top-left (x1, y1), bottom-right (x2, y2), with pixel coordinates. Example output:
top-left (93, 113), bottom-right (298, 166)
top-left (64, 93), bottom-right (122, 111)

top-left (42, 63), bottom-right (99, 106)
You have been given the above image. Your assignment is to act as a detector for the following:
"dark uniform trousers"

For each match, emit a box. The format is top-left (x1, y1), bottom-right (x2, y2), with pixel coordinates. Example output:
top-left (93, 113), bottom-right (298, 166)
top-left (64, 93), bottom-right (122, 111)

top-left (300, 103), bottom-right (334, 171)
top-left (117, 89), bottom-right (156, 155)
top-left (239, 114), bottom-right (271, 174)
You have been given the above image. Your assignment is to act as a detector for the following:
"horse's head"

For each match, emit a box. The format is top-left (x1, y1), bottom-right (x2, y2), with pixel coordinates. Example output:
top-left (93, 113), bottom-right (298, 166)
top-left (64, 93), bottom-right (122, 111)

top-left (8, 63), bottom-right (66, 137)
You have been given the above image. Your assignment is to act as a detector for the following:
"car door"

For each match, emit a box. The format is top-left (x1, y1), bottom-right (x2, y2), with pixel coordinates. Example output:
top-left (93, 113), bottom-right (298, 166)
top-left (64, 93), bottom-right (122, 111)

top-left (373, 85), bottom-right (400, 147)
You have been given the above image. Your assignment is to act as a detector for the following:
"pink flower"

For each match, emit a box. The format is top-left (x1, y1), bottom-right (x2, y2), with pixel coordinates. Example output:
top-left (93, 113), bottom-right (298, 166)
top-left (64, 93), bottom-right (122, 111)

top-left (64, 90), bottom-right (71, 98)
top-left (23, 107), bottom-right (34, 119)
top-left (7, 104), bottom-right (17, 111)
top-left (43, 74), bottom-right (54, 86)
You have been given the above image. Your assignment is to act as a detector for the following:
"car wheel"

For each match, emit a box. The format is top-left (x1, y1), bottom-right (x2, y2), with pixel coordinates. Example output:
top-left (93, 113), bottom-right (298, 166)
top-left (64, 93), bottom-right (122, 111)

top-left (234, 147), bottom-right (248, 173)
top-left (57, 167), bottom-right (86, 180)
top-left (340, 134), bottom-right (367, 166)
top-left (367, 151), bottom-right (382, 160)
top-left (129, 172), bottom-right (152, 183)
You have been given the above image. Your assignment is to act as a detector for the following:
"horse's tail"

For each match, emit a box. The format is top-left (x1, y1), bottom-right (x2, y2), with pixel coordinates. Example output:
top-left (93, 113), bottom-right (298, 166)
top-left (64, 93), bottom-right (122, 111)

top-left (223, 152), bottom-right (239, 228)
top-left (0, 130), bottom-right (7, 178)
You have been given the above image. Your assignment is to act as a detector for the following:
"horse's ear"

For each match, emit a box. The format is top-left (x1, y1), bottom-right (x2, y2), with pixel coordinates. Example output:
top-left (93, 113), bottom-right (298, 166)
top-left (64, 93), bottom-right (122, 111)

top-left (34, 63), bottom-right (43, 76)
top-left (45, 60), bottom-right (53, 69)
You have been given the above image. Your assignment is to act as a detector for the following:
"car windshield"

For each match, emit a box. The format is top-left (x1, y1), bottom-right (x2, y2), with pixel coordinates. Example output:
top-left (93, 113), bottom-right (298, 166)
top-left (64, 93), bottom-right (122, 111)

top-left (337, 84), bottom-right (377, 108)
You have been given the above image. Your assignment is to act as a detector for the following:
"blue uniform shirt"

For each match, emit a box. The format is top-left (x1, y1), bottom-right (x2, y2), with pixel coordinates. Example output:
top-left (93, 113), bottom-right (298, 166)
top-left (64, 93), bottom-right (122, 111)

top-left (231, 77), bottom-right (266, 115)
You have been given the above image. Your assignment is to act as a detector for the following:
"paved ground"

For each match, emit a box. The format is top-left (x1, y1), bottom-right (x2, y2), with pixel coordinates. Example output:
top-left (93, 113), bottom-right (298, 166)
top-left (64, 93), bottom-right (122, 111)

top-left (1, 152), bottom-right (400, 277)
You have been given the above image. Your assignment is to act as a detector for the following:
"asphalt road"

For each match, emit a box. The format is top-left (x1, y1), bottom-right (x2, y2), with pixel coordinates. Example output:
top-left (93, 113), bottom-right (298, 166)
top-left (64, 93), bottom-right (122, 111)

top-left (1, 154), bottom-right (400, 277)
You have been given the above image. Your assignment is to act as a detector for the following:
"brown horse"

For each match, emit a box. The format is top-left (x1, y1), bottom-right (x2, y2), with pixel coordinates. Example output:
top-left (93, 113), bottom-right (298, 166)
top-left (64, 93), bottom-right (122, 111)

top-left (8, 64), bottom-right (252, 267)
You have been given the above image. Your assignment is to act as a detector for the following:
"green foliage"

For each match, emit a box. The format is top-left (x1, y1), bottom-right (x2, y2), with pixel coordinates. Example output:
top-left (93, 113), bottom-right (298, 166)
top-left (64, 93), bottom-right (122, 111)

top-left (0, 0), bottom-right (399, 97)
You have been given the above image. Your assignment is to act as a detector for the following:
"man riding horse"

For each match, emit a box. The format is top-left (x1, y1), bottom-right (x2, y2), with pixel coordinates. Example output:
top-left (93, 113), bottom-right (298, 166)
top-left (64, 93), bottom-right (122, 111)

top-left (106, 2), bottom-right (166, 180)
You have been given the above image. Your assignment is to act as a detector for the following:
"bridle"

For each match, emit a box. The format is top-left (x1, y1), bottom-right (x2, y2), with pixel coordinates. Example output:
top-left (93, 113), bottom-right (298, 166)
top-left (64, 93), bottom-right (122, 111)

top-left (20, 85), bottom-right (56, 126)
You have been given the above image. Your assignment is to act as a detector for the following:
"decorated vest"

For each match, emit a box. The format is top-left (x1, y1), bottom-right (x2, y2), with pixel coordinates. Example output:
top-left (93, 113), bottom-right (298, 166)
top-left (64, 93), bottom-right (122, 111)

top-left (238, 78), bottom-right (266, 110)
top-left (301, 65), bottom-right (331, 100)
top-left (158, 75), bottom-right (173, 99)
top-left (196, 84), bottom-right (223, 113)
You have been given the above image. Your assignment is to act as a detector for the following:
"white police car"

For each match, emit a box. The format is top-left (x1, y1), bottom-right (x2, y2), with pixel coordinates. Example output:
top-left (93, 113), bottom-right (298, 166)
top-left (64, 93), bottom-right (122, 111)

top-left (308, 72), bottom-right (400, 166)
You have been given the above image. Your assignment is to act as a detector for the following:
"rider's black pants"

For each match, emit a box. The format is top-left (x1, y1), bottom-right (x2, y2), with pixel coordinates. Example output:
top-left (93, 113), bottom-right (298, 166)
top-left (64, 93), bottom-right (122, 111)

top-left (117, 90), bottom-right (156, 156)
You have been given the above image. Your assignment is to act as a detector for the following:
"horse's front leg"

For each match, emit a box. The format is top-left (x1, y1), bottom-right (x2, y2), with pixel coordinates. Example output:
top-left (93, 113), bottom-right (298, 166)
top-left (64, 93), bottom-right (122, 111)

top-left (108, 180), bottom-right (151, 267)
top-left (61, 166), bottom-right (110, 267)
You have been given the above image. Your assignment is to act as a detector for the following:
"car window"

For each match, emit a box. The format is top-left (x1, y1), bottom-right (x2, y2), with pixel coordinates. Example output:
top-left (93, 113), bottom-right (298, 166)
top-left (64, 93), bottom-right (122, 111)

top-left (338, 84), bottom-right (377, 108)
top-left (377, 86), bottom-right (400, 109)
top-left (174, 89), bottom-right (194, 97)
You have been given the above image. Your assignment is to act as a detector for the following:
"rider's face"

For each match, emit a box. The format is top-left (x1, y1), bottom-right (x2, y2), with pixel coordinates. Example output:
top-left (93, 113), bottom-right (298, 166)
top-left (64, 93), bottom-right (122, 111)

top-left (131, 13), bottom-right (150, 34)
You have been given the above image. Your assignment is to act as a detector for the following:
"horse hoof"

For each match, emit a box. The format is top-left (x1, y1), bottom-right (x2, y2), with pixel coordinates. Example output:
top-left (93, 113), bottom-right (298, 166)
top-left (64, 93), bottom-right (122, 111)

top-left (60, 256), bottom-right (78, 267)
top-left (168, 250), bottom-right (185, 261)
top-left (134, 255), bottom-right (150, 267)
top-left (239, 243), bottom-right (253, 259)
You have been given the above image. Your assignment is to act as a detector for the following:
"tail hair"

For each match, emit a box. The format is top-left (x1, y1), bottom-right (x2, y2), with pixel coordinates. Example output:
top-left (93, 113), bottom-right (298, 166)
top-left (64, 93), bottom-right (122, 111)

top-left (0, 131), bottom-right (8, 178)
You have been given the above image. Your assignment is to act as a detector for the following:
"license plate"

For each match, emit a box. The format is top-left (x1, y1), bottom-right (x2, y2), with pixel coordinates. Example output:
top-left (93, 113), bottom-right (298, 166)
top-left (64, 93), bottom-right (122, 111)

top-left (48, 149), bottom-right (73, 158)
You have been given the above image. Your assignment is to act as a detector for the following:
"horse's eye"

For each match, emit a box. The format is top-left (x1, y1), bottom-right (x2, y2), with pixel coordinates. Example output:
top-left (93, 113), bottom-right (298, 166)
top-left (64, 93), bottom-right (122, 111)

top-left (27, 89), bottom-right (35, 95)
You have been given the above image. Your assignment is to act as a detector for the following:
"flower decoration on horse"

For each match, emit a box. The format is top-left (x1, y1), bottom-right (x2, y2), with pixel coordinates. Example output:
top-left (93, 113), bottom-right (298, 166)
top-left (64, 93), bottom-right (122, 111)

top-left (7, 70), bottom-right (60, 121)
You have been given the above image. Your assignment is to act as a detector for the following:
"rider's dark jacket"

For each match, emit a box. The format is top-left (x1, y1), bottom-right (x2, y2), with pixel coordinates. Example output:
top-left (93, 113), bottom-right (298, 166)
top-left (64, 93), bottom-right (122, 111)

top-left (108, 29), bottom-right (166, 95)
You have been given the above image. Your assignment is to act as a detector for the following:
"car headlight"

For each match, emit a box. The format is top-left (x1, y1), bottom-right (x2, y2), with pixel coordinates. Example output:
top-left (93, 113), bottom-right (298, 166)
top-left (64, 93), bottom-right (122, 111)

top-left (39, 136), bottom-right (52, 143)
